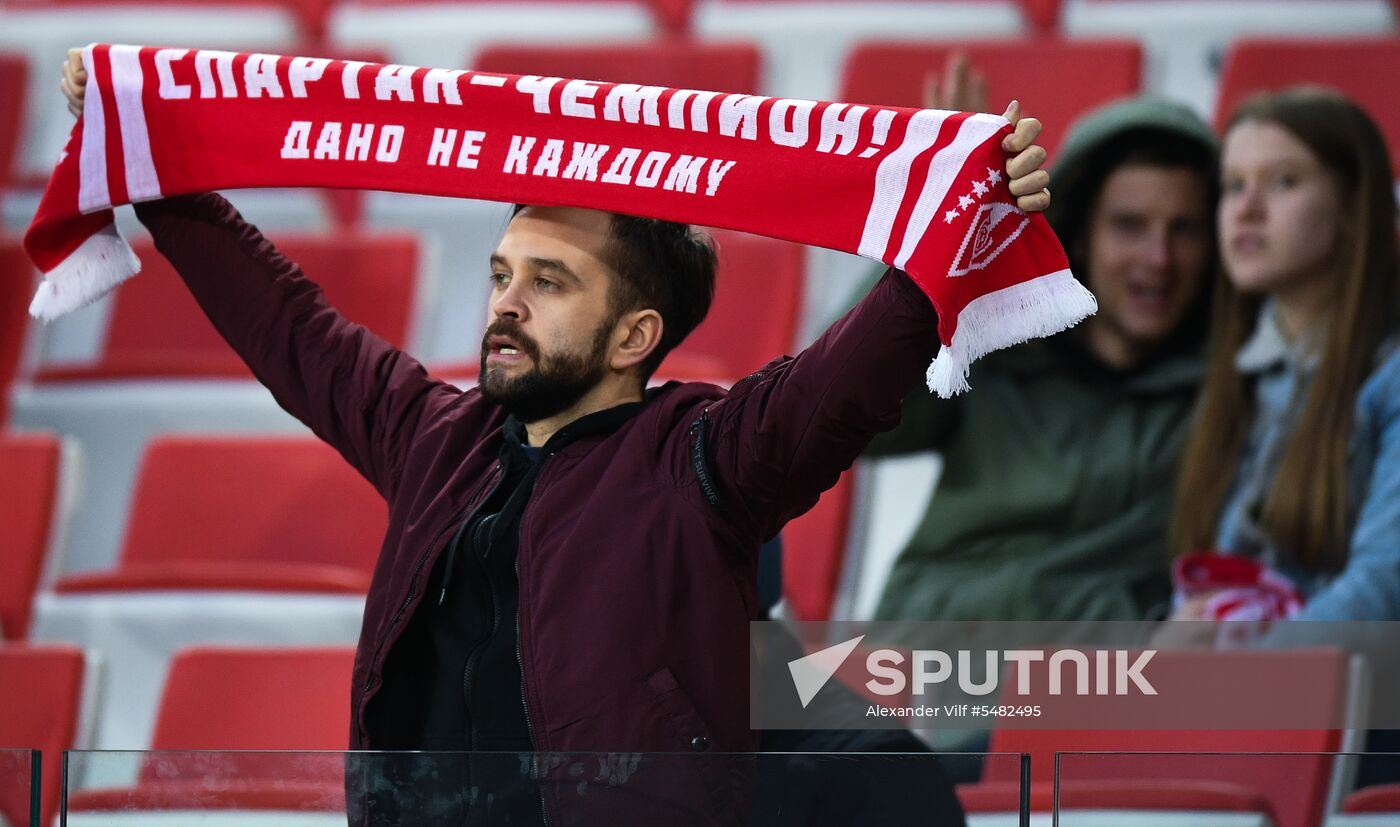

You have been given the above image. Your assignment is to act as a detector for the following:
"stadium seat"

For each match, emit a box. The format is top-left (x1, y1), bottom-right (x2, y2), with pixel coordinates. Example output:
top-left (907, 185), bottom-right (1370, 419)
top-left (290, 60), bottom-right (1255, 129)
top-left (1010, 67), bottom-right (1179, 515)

top-left (11, 226), bottom-right (423, 579)
top-left (1215, 37), bottom-right (1400, 174)
top-left (0, 644), bottom-right (96, 827)
top-left (473, 40), bottom-right (761, 95)
top-left (835, 452), bottom-right (943, 620)
top-left (0, 52), bottom-right (24, 189)
top-left (29, 436), bottom-right (376, 748)
top-left (328, 0), bottom-right (658, 73)
top-left (55, 435), bottom-right (387, 594)
top-left (692, 0), bottom-right (1027, 102)
top-left (0, 240), bottom-right (34, 425)
top-left (646, 0), bottom-right (694, 33)
top-left (18, 229), bottom-right (416, 573)
top-left (0, 433), bottom-right (73, 640)
top-left (840, 39), bottom-right (1142, 161)
top-left (1060, 0), bottom-right (1397, 118)
top-left (962, 648), bottom-right (1355, 827)
top-left (1341, 783), bottom-right (1400, 814)
top-left (656, 228), bottom-right (805, 383)
top-left (153, 646), bottom-right (353, 752)
top-left (65, 646), bottom-right (352, 814)
top-left (1020, 0), bottom-right (1063, 32)
top-left (33, 232), bottom-right (420, 381)
top-left (781, 468), bottom-right (854, 621)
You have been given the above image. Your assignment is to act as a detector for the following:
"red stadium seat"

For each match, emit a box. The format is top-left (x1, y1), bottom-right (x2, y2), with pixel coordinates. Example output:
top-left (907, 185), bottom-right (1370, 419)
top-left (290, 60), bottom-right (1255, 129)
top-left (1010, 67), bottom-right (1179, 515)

top-left (34, 233), bottom-right (419, 381)
top-left (0, 644), bottom-right (92, 827)
top-left (782, 468), bottom-right (854, 621)
top-left (693, 0), bottom-right (1027, 102)
top-left (0, 52), bottom-right (25, 188)
top-left (1216, 37), bottom-right (1400, 174)
top-left (840, 39), bottom-right (1142, 161)
top-left (152, 646), bottom-right (352, 752)
top-left (657, 229), bottom-right (804, 383)
top-left (0, 240), bottom-right (34, 425)
top-left (1019, 0), bottom-right (1063, 33)
top-left (53, 435), bottom-right (387, 594)
top-left (473, 40), bottom-right (761, 94)
top-left (1343, 783), bottom-right (1400, 813)
top-left (328, 0), bottom-right (659, 76)
top-left (0, 433), bottom-right (66, 640)
top-left (66, 646), bottom-right (352, 813)
top-left (1060, 0), bottom-right (1395, 121)
top-left (646, 0), bottom-right (695, 33)
top-left (964, 648), bottom-right (1351, 827)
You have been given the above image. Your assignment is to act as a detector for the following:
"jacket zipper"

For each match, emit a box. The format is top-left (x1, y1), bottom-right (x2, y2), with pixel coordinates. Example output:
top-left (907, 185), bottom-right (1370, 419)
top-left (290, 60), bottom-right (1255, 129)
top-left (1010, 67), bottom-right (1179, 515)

top-left (460, 513), bottom-right (498, 748)
top-left (515, 449), bottom-right (555, 826)
top-left (362, 464), bottom-right (501, 698)
top-left (689, 409), bottom-right (726, 511)
top-left (516, 594), bottom-right (548, 825)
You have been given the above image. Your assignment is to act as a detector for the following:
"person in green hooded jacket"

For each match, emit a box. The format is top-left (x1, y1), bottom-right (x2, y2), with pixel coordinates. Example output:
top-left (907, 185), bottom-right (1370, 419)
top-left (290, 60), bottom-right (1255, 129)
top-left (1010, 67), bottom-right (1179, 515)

top-left (845, 82), bottom-right (1220, 625)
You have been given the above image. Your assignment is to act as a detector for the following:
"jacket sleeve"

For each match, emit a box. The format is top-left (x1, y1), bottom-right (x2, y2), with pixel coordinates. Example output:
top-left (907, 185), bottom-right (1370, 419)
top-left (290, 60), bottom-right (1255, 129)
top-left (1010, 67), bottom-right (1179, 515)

top-left (1296, 355), bottom-right (1400, 620)
top-left (134, 193), bottom-right (458, 501)
top-left (700, 266), bottom-right (939, 541)
top-left (824, 263), bottom-right (960, 458)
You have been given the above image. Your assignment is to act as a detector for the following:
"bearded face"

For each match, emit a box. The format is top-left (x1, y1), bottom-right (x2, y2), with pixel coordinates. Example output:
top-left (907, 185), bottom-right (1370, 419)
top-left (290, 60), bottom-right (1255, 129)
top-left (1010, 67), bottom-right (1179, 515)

top-left (478, 313), bottom-right (616, 424)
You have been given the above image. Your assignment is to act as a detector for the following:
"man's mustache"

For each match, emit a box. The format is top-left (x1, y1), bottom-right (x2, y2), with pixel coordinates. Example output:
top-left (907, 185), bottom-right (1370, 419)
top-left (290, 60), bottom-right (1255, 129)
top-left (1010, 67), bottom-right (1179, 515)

top-left (481, 320), bottom-right (540, 360)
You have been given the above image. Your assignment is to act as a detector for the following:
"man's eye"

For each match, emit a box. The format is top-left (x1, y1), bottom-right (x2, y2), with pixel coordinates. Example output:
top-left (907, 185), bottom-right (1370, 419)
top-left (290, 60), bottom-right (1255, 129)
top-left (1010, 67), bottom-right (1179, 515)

top-left (490, 272), bottom-right (509, 286)
top-left (536, 277), bottom-right (558, 291)
top-left (1110, 215), bottom-right (1145, 235)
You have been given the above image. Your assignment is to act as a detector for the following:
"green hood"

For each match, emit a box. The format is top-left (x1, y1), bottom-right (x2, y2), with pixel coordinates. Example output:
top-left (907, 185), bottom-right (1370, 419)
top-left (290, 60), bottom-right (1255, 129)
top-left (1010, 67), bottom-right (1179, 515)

top-left (1046, 95), bottom-right (1219, 237)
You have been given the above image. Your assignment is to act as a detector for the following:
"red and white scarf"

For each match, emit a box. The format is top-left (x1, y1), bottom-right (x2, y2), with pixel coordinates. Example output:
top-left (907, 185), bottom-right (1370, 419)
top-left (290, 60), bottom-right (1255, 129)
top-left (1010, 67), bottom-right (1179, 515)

top-left (24, 43), bottom-right (1094, 396)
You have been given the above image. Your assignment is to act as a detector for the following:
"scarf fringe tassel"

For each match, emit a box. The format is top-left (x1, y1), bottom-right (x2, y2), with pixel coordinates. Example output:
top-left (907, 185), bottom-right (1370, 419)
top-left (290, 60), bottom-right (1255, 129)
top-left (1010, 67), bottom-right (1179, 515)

top-left (926, 268), bottom-right (1097, 397)
top-left (28, 223), bottom-right (141, 321)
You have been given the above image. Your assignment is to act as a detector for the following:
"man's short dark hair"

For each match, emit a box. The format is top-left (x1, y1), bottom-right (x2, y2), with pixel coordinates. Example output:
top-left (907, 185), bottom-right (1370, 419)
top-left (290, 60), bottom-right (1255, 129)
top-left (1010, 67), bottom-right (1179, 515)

top-left (511, 205), bottom-right (718, 381)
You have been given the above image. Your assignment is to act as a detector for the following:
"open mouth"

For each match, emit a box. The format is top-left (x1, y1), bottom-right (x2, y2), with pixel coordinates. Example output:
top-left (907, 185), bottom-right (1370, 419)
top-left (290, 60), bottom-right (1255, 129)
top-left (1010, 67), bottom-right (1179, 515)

top-left (1125, 283), bottom-right (1173, 315)
top-left (484, 333), bottom-right (533, 362)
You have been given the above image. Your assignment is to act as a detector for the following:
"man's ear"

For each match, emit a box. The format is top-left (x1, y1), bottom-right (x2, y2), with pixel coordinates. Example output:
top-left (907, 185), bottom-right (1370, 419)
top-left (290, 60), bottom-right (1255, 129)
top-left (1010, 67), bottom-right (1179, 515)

top-left (610, 309), bottom-right (664, 372)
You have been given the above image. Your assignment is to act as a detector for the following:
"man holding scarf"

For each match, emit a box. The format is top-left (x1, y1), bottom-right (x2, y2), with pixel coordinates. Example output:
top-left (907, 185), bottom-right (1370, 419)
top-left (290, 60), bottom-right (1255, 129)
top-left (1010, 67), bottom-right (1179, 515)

top-left (60, 50), bottom-right (1054, 825)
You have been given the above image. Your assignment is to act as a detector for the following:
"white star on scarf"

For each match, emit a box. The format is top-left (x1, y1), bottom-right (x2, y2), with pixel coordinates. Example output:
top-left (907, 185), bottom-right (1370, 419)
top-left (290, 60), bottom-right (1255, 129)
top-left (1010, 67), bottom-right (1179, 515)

top-left (944, 208), bottom-right (960, 224)
top-left (987, 168), bottom-right (1003, 186)
top-left (972, 180), bottom-right (989, 197)
top-left (958, 194), bottom-right (975, 209)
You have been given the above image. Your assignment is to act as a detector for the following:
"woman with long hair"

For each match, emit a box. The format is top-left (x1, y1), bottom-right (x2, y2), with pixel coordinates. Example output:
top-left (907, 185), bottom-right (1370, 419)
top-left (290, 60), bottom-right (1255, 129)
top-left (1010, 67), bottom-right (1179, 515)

top-left (1170, 86), bottom-right (1400, 620)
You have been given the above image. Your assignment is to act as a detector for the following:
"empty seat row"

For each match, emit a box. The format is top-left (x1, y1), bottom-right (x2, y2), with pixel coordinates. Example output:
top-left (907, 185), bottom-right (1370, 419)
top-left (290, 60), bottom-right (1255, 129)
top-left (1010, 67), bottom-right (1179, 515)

top-left (0, 428), bottom-right (852, 750)
top-left (0, 643), bottom-right (348, 827)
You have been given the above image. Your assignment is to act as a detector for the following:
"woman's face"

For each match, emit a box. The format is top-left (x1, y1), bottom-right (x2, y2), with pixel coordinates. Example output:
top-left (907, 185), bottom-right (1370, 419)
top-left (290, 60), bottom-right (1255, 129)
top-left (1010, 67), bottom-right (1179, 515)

top-left (1218, 119), bottom-right (1347, 298)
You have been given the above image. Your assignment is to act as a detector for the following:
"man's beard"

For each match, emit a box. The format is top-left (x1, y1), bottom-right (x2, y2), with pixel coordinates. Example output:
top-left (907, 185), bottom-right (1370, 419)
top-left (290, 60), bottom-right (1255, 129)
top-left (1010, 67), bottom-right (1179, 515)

top-left (479, 317), bottom-right (614, 424)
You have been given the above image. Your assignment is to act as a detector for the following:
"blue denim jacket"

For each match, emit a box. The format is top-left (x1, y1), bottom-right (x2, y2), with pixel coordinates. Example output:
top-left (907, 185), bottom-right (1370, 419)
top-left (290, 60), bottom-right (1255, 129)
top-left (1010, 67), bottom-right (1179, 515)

top-left (1215, 302), bottom-right (1400, 620)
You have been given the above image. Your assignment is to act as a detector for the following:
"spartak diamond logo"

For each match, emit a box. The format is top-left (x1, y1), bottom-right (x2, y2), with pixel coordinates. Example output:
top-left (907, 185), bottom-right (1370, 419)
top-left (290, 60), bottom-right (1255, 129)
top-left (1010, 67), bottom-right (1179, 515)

top-left (948, 201), bottom-right (1029, 278)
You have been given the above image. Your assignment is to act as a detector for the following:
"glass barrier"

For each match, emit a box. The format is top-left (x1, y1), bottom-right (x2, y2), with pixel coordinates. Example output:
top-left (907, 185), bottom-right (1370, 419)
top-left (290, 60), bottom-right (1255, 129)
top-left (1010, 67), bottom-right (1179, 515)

top-left (63, 750), bottom-right (1026, 825)
top-left (0, 750), bottom-right (38, 827)
top-left (1053, 751), bottom-right (1400, 827)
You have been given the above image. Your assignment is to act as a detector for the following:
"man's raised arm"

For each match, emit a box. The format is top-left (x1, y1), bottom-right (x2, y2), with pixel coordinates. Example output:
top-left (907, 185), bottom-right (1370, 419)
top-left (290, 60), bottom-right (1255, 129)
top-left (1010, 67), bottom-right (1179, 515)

top-left (698, 105), bottom-right (1051, 541)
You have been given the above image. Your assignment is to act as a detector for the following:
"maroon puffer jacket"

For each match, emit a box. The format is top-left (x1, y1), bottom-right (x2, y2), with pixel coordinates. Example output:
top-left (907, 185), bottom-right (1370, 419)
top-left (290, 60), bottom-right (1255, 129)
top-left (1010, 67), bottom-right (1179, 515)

top-left (137, 194), bottom-right (938, 824)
